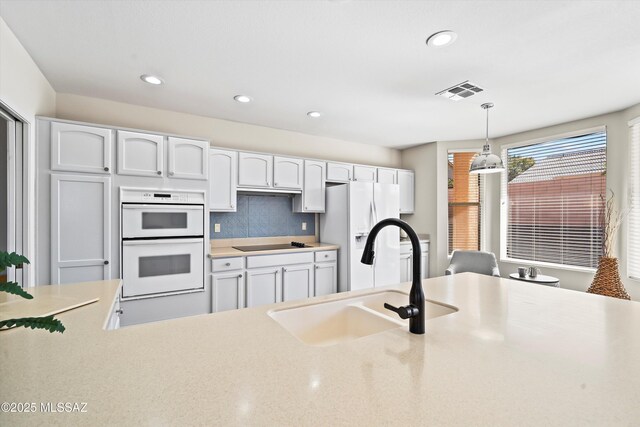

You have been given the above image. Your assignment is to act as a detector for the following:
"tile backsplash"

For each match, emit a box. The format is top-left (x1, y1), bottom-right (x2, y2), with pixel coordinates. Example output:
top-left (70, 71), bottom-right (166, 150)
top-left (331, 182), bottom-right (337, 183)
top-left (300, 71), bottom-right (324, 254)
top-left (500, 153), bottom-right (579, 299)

top-left (210, 194), bottom-right (315, 239)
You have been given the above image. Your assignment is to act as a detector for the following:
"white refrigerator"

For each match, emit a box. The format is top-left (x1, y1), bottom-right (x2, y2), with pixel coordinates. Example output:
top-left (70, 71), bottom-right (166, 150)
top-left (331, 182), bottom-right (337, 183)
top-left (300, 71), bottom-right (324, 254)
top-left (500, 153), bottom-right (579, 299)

top-left (320, 181), bottom-right (400, 292)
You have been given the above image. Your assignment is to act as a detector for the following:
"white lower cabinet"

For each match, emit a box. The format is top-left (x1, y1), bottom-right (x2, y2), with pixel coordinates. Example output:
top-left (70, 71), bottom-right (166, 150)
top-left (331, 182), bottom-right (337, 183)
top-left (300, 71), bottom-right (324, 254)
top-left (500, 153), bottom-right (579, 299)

top-left (211, 271), bottom-right (245, 312)
top-left (246, 267), bottom-right (282, 308)
top-left (399, 253), bottom-right (412, 283)
top-left (105, 293), bottom-right (121, 330)
top-left (314, 262), bottom-right (337, 296)
top-left (400, 242), bottom-right (429, 282)
top-left (282, 264), bottom-right (314, 302)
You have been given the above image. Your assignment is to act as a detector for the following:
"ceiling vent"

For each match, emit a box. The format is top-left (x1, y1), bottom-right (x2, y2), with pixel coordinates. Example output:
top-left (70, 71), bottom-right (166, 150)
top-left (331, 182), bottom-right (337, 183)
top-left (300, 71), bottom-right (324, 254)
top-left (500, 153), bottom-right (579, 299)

top-left (436, 80), bottom-right (484, 101)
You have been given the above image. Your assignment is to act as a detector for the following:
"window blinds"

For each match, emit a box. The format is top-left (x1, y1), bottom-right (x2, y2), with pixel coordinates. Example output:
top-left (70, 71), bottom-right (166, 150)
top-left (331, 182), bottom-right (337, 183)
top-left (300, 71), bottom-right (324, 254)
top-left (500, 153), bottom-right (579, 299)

top-left (448, 152), bottom-right (482, 255)
top-left (628, 119), bottom-right (640, 279)
top-left (502, 130), bottom-right (607, 269)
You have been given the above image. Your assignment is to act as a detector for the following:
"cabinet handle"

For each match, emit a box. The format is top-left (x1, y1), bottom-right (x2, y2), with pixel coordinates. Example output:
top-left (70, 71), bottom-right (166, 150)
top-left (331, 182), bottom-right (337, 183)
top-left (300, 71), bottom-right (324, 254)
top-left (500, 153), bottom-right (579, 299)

top-left (156, 171), bottom-right (162, 175)
top-left (354, 178), bottom-right (357, 181)
top-left (305, 206), bottom-right (308, 210)
top-left (104, 260), bottom-right (109, 265)
top-left (104, 167), bottom-right (109, 172)
top-left (230, 204), bottom-right (234, 208)
top-left (283, 268), bottom-right (287, 272)
top-left (316, 265), bottom-right (320, 269)
top-left (274, 182), bottom-right (278, 186)
top-left (324, 254), bottom-right (329, 258)
top-left (225, 262), bottom-right (231, 266)
top-left (115, 308), bottom-right (123, 315)
top-left (238, 274), bottom-right (243, 278)
top-left (169, 171), bottom-right (175, 176)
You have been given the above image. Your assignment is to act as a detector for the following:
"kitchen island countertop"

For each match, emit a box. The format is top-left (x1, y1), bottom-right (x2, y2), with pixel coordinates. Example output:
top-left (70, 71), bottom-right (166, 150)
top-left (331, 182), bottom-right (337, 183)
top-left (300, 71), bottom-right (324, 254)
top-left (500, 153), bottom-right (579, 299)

top-left (1, 274), bottom-right (639, 426)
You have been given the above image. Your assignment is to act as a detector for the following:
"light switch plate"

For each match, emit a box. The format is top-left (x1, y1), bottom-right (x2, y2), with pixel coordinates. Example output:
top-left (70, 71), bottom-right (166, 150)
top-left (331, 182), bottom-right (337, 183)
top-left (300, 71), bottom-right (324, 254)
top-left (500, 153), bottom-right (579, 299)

top-left (302, 222), bottom-right (307, 231)
top-left (214, 224), bottom-right (221, 233)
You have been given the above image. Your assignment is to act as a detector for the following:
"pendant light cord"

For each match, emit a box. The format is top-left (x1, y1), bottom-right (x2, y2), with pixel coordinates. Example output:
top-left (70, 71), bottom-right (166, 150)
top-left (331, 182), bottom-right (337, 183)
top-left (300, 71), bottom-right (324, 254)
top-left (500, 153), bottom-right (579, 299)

top-left (481, 102), bottom-right (494, 152)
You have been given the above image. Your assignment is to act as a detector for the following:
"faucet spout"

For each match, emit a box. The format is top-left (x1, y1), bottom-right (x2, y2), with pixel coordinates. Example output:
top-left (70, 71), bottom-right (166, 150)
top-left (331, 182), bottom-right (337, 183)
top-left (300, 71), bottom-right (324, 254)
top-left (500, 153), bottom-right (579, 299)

top-left (360, 218), bottom-right (425, 334)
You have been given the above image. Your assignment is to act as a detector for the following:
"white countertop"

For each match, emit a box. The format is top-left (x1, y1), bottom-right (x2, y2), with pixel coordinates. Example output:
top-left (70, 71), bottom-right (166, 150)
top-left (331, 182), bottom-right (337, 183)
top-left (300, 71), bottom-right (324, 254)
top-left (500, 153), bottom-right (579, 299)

top-left (210, 242), bottom-right (340, 258)
top-left (1, 274), bottom-right (639, 425)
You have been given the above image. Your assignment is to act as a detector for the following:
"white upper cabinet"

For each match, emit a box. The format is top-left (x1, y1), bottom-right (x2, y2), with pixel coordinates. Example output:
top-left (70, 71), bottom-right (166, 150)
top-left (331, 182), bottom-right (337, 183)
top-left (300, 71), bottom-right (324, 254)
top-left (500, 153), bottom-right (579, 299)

top-left (398, 169), bottom-right (415, 214)
top-left (273, 156), bottom-right (303, 190)
top-left (294, 160), bottom-right (325, 213)
top-left (209, 149), bottom-right (237, 211)
top-left (238, 152), bottom-right (273, 187)
top-left (377, 168), bottom-right (397, 185)
top-left (326, 162), bottom-right (353, 182)
top-left (117, 130), bottom-right (164, 177)
top-left (168, 137), bottom-right (208, 180)
top-left (353, 165), bottom-right (377, 182)
top-left (51, 122), bottom-right (112, 174)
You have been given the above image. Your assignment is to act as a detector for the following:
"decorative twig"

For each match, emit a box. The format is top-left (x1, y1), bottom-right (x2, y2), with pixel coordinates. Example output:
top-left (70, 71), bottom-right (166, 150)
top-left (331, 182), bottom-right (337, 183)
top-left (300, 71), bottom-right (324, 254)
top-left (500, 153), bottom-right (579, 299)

top-left (599, 190), bottom-right (630, 257)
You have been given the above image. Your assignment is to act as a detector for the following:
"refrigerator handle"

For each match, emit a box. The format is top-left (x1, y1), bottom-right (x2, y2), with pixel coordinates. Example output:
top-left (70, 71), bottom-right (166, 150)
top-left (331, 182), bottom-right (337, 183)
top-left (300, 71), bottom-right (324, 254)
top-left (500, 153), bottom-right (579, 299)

top-left (372, 199), bottom-right (379, 224)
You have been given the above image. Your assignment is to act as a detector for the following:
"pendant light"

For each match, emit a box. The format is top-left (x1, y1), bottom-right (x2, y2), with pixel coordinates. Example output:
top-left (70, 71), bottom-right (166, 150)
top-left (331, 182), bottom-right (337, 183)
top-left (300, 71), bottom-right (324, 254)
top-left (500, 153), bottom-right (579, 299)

top-left (469, 102), bottom-right (505, 174)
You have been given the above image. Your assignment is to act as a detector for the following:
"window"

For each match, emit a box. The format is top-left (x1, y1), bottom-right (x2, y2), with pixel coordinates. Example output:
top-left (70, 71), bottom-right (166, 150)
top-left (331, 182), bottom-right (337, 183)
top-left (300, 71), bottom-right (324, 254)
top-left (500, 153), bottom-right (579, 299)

top-left (501, 129), bottom-right (607, 269)
top-left (628, 118), bottom-right (640, 279)
top-left (448, 151), bottom-right (482, 255)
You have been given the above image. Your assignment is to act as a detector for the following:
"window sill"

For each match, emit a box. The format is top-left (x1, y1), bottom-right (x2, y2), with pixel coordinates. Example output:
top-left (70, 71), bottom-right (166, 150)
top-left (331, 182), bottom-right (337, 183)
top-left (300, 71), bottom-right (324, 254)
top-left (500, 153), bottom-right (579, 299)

top-left (500, 257), bottom-right (597, 274)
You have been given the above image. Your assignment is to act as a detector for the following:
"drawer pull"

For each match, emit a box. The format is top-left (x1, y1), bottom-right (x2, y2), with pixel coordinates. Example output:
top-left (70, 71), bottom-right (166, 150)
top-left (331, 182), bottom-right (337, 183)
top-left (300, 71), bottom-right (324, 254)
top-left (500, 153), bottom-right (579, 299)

top-left (238, 274), bottom-right (243, 278)
top-left (324, 254), bottom-right (329, 258)
top-left (225, 262), bottom-right (231, 266)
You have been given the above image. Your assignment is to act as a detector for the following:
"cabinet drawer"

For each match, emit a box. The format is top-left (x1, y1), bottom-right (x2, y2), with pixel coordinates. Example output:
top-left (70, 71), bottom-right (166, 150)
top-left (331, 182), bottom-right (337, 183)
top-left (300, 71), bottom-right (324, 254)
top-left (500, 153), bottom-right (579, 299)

top-left (400, 242), bottom-right (428, 254)
top-left (247, 252), bottom-right (314, 269)
top-left (315, 250), bottom-right (337, 263)
top-left (211, 257), bottom-right (245, 272)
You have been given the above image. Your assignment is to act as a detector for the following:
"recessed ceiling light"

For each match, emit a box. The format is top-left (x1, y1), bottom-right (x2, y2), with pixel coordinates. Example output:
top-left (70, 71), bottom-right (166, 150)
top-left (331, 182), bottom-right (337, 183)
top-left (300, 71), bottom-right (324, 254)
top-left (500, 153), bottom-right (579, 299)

top-left (140, 74), bottom-right (163, 85)
top-left (234, 95), bottom-right (253, 103)
top-left (307, 111), bottom-right (322, 118)
top-left (426, 30), bottom-right (457, 48)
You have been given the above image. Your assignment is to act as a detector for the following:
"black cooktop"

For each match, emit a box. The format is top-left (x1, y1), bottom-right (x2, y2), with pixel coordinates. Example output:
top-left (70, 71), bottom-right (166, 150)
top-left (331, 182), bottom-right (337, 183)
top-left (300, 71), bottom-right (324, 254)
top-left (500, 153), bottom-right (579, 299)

top-left (232, 241), bottom-right (310, 252)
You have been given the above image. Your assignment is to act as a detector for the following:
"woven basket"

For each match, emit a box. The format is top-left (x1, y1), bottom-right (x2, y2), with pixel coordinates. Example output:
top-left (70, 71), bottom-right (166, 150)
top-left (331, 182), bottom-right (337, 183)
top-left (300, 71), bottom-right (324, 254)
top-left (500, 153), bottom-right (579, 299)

top-left (587, 257), bottom-right (630, 300)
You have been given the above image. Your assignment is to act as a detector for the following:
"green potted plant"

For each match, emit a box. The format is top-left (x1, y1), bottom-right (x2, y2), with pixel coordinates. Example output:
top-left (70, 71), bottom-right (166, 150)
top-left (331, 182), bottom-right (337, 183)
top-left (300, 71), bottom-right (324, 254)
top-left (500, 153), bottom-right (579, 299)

top-left (0, 251), bottom-right (65, 333)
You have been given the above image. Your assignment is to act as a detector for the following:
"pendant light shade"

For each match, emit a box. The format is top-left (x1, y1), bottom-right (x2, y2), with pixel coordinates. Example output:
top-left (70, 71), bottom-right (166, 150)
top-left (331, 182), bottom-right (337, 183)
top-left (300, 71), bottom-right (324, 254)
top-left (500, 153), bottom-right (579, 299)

top-left (469, 103), bottom-right (504, 174)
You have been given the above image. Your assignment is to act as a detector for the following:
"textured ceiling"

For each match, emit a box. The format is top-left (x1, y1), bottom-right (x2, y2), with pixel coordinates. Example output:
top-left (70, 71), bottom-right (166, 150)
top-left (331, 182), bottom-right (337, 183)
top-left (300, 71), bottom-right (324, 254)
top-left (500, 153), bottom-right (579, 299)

top-left (1, 0), bottom-right (640, 148)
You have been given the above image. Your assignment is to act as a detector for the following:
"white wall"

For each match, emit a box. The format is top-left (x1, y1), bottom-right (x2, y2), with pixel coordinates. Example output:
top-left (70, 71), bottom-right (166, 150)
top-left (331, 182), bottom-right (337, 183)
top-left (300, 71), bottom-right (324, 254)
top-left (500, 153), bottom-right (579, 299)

top-left (405, 102), bottom-right (640, 301)
top-left (490, 103), bottom-right (640, 300)
top-left (55, 93), bottom-right (401, 168)
top-left (0, 17), bottom-right (56, 285)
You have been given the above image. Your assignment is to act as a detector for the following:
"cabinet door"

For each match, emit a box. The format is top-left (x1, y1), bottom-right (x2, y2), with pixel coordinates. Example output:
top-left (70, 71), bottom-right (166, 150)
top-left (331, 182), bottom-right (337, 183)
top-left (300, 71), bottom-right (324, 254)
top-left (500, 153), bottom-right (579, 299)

top-left (282, 264), bottom-right (313, 302)
top-left (238, 152), bottom-right (273, 187)
top-left (209, 149), bottom-right (237, 212)
top-left (326, 162), bottom-right (353, 182)
top-left (302, 160), bottom-right (326, 212)
top-left (377, 168), bottom-right (397, 185)
top-left (399, 253), bottom-right (411, 283)
top-left (398, 170), bottom-right (415, 214)
top-left (314, 262), bottom-right (337, 296)
top-left (51, 174), bottom-right (111, 284)
top-left (273, 156), bottom-right (303, 190)
top-left (51, 122), bottom-right (112, 174)
top-left (117, 130), bottom-right (164, 177)
top-left (246, 267), bottom-right (281, 308)
top-left (212, 271), bottom-right (245, 312)
top-left (168, 137), bottom-right (208, 180)
top-left (353, 165), bottom-right (377, 182)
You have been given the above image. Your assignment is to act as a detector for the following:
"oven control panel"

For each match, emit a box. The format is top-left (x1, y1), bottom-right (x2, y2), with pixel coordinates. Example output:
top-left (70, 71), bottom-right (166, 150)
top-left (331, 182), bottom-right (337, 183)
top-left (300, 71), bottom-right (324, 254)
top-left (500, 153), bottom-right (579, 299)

top-left (141, 192), bottom-right (190, 202)
top-left (120, 188), bottom-right (205, 204)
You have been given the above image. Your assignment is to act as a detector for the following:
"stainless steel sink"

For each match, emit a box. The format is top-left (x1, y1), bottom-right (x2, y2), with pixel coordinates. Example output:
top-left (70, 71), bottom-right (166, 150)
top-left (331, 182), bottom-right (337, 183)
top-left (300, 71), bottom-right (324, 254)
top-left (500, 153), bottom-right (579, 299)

top-left (268, 290), bottom-right (457, 346)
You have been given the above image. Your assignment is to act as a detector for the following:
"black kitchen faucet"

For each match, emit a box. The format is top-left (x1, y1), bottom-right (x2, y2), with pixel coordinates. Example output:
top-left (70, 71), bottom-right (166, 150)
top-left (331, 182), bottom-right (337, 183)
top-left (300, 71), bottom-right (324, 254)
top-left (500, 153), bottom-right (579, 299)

top-left (361, 218), bottom-right (425, 334)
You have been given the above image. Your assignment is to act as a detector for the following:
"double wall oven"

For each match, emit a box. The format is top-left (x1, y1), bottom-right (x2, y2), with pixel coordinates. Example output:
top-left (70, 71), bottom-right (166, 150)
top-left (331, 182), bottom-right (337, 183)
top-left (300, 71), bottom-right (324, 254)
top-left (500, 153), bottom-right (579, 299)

top-left (120, 188), bottom-right (205, 299)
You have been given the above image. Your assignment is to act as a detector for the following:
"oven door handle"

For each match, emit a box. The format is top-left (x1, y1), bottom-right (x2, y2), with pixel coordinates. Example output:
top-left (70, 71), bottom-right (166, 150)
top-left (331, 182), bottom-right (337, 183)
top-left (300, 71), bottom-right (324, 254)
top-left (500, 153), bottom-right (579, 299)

top-left (122, 204), bottom-right (203, 211)
top-left (122, 238), bottom-right (204, 246)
